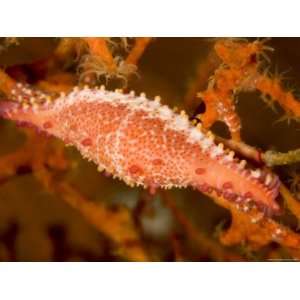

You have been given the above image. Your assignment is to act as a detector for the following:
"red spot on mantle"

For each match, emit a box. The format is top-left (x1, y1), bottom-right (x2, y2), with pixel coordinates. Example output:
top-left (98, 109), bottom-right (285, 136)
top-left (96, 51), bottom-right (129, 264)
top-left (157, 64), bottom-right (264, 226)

top-left (152, 159), bottom-right (163, 165)
top-left (223, 182), bottom-right (233, 189)
top-left (195, 168), bottom-right (206, 175)
top-left (244, 191), bottom-right (253, 198)
top-left (128, 164), bottom-right (143, 175)
top-left (81, 138), bottom-right (92, 146)
top-left (43, 121), bottom-right (52, 129)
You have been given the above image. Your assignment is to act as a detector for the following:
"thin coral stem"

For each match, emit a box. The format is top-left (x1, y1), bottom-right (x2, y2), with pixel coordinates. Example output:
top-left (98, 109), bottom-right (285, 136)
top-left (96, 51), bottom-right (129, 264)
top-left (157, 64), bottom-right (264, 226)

top-left (216, 136), bottom-right (262, 163)
top-left (256, 75), bottom-right (300, 118)
top-left (81, 38), bottom-right (116, 72)
top-left (218, 135), bottom-right (300, 167)
top-left (263, 149), bottom-right (300, 166)
top-left (125, 37), bottom-right (152, 65)
top-left (54, 38), bottom-right (78, 63)
top-left (0, 68), bottom-right (18, 97)
top-left (170, 233), bottom-right (185, 261)
top-left (184, 48), bottom-right (220, 110)
top-left (280, 183), bottom-right (300, 220)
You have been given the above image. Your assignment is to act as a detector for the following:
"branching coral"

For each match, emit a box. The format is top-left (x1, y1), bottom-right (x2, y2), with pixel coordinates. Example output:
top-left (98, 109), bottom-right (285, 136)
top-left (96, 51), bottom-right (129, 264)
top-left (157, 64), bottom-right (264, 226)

top-left (192, 39), bottom-right (271, 140)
